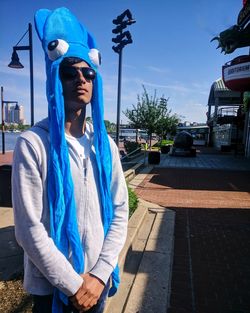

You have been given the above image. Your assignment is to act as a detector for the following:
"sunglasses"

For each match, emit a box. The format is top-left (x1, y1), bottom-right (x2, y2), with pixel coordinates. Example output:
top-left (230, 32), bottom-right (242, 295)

top-left (60, 66), bottom-right (96, 81)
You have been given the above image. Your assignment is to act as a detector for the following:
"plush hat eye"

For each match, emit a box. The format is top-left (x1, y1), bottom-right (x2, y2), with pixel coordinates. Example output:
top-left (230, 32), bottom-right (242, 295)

top-left (88, 48), bottom-right (101, 67)
top-left (47, 39), bottom-right (69, 61)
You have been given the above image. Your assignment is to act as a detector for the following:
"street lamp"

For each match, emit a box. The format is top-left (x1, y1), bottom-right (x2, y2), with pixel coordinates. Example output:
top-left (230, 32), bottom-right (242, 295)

top-left (112, 9), bottom-right (136, 147)
top-left (8, 23), bottom-right (34, 126)
top-left (132, 109), bottom-right (139, 143)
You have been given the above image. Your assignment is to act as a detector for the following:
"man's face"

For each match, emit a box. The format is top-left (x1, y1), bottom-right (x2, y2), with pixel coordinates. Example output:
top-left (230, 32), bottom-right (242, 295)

top-left (60, 60), bottom-right (94, 112)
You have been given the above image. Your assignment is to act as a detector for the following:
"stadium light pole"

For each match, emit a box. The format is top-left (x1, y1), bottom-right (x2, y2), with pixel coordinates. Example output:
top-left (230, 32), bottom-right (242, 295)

top-left (8, 23), bottom-right (34, 126)
top-left (112, 9), bottom-right (136, 147)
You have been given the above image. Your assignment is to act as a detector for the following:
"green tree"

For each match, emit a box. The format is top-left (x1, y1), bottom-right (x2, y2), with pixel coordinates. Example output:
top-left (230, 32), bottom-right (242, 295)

top-left (155, 113), bottom-right (180, 140)
top-left (104, 120), bottom-right (116, 133)
top-left (124, 85), bottom-right (179, 146)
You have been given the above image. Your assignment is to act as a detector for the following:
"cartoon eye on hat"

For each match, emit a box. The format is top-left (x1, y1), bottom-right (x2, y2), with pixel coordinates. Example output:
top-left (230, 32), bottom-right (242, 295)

top-left (47, 39), bottom-right (69, 61)
top-left (89, 48), bottom-right (101, 67)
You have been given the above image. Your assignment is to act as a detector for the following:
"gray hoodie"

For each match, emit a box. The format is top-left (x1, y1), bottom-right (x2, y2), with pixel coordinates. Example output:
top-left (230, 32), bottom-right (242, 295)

top-left (12, 118), bottom-right (128, 297)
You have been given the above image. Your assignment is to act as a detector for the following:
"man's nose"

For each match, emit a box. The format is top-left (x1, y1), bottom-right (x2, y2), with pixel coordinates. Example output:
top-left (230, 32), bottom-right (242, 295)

top-left (76, 69), bottom-right (87, 83)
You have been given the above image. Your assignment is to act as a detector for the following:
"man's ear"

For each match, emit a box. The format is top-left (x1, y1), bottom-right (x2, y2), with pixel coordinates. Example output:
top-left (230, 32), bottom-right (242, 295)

top-left (34, 9), bottom-right (51, 41)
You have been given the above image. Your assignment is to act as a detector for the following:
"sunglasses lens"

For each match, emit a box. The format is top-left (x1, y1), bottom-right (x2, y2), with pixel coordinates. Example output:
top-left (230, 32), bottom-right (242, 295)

top-left (60, 66), bottom-right (96, 81)
top-left (60, 67), bottom-right (77, 80)
top-left (81, 68), bottom-right (96, 80)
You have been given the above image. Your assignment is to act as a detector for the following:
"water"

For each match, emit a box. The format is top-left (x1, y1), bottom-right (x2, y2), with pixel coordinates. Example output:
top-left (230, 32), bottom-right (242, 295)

top-left (0, 132), bottom-right (21, 151)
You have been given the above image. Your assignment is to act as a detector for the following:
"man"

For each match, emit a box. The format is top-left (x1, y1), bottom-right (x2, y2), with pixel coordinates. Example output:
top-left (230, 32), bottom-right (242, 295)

top-left (12, 7), bottom-right (128, 313)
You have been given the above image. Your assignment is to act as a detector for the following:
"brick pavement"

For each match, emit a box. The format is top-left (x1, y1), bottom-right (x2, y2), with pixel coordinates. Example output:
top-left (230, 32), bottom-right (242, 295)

top-left (135, 160), bottom-right (250, 313)
top-left (0, 151), bottom-right (13, 165)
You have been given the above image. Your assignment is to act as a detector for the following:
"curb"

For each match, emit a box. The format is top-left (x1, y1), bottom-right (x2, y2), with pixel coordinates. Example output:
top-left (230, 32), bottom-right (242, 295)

top-left (104, 200), bottom-right (175, 313)
top-left (104, 200), bottom-right (150, 313)
top-left (123, 207), bottom-right (175, 313)
top-left (124, 162), bottom-right (145, 182)
top-left (118, 200), bottom-right (149, 277)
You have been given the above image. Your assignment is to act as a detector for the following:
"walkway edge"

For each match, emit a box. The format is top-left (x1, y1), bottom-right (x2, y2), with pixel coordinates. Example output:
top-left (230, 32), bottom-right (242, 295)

top-left (105, 198), bottom-right (175, 313)
top-left (123, 208), bottom-right (175, 313)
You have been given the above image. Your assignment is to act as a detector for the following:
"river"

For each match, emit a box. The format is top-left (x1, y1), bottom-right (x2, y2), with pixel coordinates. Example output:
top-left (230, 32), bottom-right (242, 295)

top-left (0, 132), bottom-right (21, 152)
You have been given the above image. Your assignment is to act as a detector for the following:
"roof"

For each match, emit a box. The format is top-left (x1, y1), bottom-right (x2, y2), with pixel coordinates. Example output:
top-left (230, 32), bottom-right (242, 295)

top-left (207, 78), bottom-right (242, 107)
top-left (213, 78), bottom-right (228, 91)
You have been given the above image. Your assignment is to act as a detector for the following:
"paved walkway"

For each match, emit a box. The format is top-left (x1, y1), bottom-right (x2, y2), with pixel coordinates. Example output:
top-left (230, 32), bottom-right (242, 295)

top-left (0, 151), bottom-right (13, 165)
top-left (135, 150), bottom-right (250, 313)
top-left (1, 148), bottom-right (250, 313)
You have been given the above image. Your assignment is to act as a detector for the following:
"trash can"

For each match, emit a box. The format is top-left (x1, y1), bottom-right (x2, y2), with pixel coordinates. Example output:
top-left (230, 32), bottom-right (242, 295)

top-left (161, 145), bottom-right (171, 154)
top-left (0, 165), bottom-right (12, 207)
top-left (148, 151), bottom-right (160, 165)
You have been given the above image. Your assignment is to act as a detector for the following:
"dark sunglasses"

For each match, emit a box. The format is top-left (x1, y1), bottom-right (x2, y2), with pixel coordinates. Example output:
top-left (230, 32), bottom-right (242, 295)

top-left (60, 66), bottom-right (96, 81)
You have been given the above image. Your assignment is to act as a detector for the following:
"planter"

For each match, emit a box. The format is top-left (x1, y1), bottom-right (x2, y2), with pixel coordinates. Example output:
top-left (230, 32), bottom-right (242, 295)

top-left (148, 151), bottom-right (160, 165)
top-left (190, 147), bottom-right (196, 157)
top-left (221, 145), bottom-right (231, 152)
top-left (161, 145), bottom-right (171, 154)
top-left (0, 165), bottom-right (12, 207)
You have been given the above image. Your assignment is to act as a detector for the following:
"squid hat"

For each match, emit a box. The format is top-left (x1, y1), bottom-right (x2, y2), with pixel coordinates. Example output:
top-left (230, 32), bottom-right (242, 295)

top-left (34, 7), bottom-right (119, 312)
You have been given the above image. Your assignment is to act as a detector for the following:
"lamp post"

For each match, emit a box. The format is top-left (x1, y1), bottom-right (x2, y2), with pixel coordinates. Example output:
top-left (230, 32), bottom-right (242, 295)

top-left (8, 23), bottom-right (34, 126)
top-left (132, 109), bottom-right (139, 143)
top-left (112, 9), bottom-right (136, 147)
top-left (1, 87), bottom-right (5, 155)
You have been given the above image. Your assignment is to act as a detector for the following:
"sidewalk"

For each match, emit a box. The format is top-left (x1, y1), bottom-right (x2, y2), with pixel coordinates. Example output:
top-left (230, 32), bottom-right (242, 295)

top-left (0, 151), bottom-right (13, 165)
top-left (1, 148), bottom-right (250, 312)
top-left (133, 152), bottom-right (250, 313)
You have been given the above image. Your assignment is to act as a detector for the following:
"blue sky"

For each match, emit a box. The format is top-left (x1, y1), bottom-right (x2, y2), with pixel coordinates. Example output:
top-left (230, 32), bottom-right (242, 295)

top-left (0, 0), bottom-right (247, 125)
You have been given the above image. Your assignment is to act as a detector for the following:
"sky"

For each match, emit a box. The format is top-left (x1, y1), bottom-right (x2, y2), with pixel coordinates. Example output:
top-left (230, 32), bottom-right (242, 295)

top-left (0, 0), bottom-right (247, 125)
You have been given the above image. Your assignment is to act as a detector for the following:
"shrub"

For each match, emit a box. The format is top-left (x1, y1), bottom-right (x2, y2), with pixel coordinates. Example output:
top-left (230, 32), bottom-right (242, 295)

top-left (124, 141), bottom-right (141, 154)
top-left (128, 185), bottom-right (138, 218)
top-left (153, 139), bottom-right (173, 147)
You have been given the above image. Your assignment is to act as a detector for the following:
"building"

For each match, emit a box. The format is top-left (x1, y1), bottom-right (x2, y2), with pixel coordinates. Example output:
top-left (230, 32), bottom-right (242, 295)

top-left (177, 124), bottom-right (209, 146)
top-left (207, 78), bottom-right (245, 154)
top-left (4, 102), bottom-right (25, 124)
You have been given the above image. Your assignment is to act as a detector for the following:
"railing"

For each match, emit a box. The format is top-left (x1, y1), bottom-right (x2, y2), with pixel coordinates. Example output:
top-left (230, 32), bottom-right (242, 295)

top-left (120, 147), bottom-right (147, 172)
top-left (217, 107), bottom-right (238, 117)
top-left (120, 147), bottom-right (141, 161)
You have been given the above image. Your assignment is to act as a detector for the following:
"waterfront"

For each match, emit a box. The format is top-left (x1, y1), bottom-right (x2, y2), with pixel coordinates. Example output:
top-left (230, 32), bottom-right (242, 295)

top-left (0, 132), bottom-right (21, 152)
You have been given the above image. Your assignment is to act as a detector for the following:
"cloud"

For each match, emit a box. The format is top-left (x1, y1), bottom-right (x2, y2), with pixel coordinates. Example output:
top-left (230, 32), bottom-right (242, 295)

top-left (146, 66), bottom-right (170, 74)
top-left (0, 60), bottom-right (46, 81)
top-left (142, 81), bottom-right (192, 93)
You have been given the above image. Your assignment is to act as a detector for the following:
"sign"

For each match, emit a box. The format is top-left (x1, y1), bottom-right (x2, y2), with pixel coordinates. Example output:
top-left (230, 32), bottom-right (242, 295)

top-left (238, 1), bottom-right (250, 26)
top-left (222, 55), bottom-right (250, 92)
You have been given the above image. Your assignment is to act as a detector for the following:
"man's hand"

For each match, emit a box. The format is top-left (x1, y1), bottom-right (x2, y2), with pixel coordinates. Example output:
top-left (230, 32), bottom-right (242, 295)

top-left (70, 273), bottom-right (105, 311)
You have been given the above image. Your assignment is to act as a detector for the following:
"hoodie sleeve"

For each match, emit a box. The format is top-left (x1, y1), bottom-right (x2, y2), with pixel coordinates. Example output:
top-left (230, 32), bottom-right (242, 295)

top-left (90, 137), bottom-right (129, 283)
top-left (12, 134), bottom-right (83, 296)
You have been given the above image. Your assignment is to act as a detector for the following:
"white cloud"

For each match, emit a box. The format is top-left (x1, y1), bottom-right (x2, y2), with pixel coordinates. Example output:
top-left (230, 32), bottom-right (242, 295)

top-left (146, 66), bottom-right (170, 74)
top-left (0, 60), bottom-right (46, 82)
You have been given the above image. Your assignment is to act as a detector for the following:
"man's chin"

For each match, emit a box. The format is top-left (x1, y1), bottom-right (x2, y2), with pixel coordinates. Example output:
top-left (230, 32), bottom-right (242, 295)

top-left (76, 96), bottom-right (90, 104)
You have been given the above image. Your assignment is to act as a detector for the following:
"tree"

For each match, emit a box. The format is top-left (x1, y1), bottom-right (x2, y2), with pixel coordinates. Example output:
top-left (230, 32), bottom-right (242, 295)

top-left (155, 113), bottom-right (180, 140)
top-left (123, 85), bottom-right (179, 145)
top-left (104, 120), bottom-right (116, 133)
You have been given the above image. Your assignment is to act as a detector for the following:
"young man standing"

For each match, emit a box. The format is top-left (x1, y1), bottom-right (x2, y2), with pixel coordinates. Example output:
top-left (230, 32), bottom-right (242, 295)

top-left (12, 8), bottom-right (128, 313)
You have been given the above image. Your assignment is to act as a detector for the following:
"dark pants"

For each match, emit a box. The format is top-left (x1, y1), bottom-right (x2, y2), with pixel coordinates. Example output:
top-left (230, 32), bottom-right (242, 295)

top-left (32, 284), bottom-right (109, 313)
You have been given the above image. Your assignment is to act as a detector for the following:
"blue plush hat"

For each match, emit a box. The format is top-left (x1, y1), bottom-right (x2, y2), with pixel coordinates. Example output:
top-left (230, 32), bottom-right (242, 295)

top-left (34, 7), bottom-right (119, 313)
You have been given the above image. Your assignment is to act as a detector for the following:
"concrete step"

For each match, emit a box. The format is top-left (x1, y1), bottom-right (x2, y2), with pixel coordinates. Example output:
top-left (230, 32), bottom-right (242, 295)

top-left (105, 209), bottom-right (155, 313)
top-left (105, 205), bottom-right (175, 313)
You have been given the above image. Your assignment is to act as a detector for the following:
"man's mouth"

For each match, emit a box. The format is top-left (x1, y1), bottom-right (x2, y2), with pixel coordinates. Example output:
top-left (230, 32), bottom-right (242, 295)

top-left (75, 88), bottom-right (88, 94)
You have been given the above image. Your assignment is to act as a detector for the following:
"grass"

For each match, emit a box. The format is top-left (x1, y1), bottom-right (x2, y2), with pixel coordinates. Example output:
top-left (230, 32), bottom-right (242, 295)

top-left (128, 185), bottom-right (138, 218)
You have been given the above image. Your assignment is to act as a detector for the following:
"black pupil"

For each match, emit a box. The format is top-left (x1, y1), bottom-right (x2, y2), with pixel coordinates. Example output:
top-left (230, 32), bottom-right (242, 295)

top-left (61, 67), bottom-right (95, 80)
top-left (48, 40), bottom-right (59, 51)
